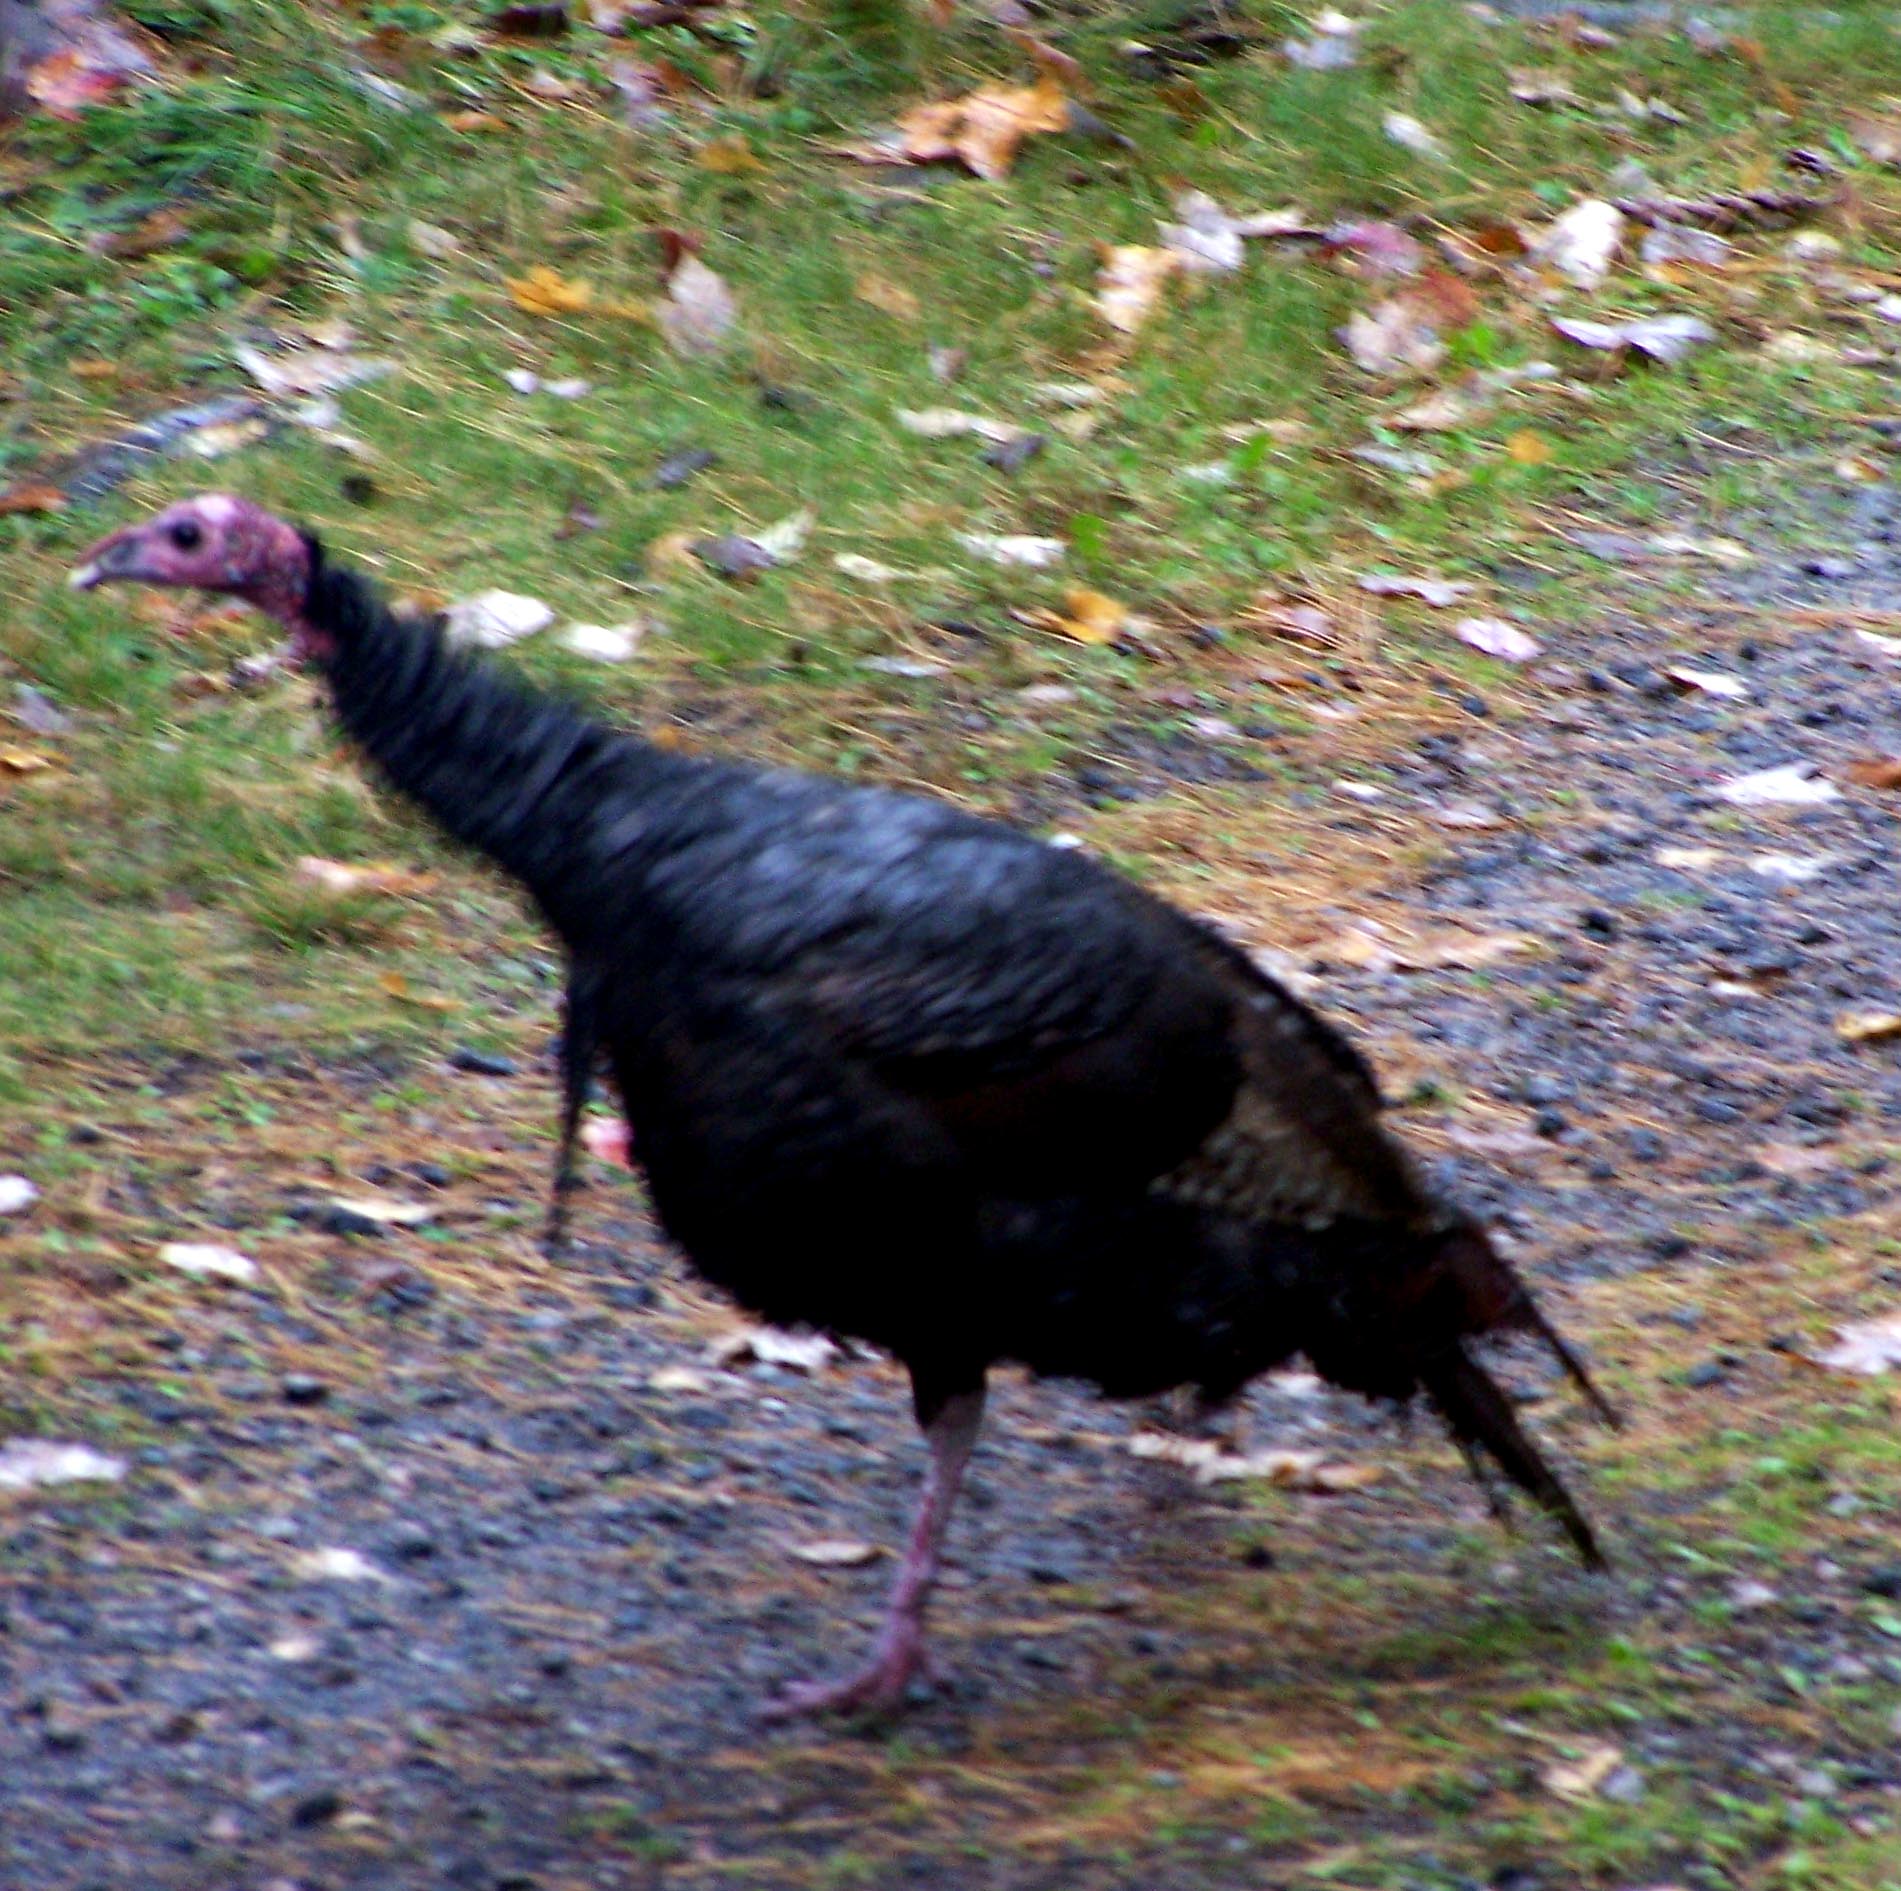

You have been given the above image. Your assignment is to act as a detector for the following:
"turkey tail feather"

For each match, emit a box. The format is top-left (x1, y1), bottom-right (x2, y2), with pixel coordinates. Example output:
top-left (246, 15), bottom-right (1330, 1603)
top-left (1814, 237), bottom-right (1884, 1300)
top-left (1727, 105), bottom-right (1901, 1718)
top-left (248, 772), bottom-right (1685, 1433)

top-left (1420, 1342), bottom-right (1607, 1570)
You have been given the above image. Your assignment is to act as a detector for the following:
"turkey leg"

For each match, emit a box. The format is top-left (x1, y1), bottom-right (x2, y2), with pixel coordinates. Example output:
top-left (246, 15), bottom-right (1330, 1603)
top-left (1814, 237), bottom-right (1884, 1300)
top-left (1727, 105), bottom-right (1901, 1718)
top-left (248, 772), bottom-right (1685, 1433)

top-left (763, 1378), bottom-right (985, 1720)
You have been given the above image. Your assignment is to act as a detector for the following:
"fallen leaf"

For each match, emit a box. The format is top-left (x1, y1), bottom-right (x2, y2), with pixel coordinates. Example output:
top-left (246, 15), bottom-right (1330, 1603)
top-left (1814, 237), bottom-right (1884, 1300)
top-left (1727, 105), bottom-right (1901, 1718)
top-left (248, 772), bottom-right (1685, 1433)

top-left (1506, 429), bottom-right (1555, 465)
top-left (507, 266), bottom-right (595, 316)
top-left (1157, 190), bottom-right (1258, 273)
top-left (1618, 187), bottom-right (1830, 233)
top-left (443, 110), bottom-right (508, 133)
top-left (291, 1547), bottom-right (391, 1584)
top-left (897, 407), bottom-right (1023, 443)
top-left (562, 622), bottom-right (645, 662)
top-left (1850, 111), bottom-right (1901, 168)
top-left (1095, 244), bottom-right (1178, 336)
top-left (697, 134), bottom-right (764, 175)
top-left (1043, 587), bottom-right (1129, 645)
top-left (710, 1327), bottom-right (840, 1372)
top-left (0, 1177), bottom-right (40, 1215)
top-left (607, 57), bottom-right (671, 127)
top-left (855, 272), bottom-right (921, 321)
top-left (377, 971), bottom-right (455, 1011)
top-left (1534, 200), bottom-right (1625, 289)
top-left (1716, 762), bottom-right (1841, 807)
top-left (1664, 665), bottom-right (1748, 700)
top-left (788, 1539), bottom-right (884, 1567)
top-left (652, 446), bottom-right (717, 490)
top-left (1383, 110), bottom-right (1448, 161)
top-left (750, 506), bottom-right (815, 562)
top-left (957, 531), bottom-right (1065, 568)
top-left (442, 590), bottom-right (555, 649)
top-left (489, 2), bottom-right (569, 34)
top-left (1321, 923), bottom-right (1536, 973)
top-left (1846, 758), bottom-right (1901, 789)
top-left (659, 253), bottom-right (737, 356)
top-left (1641, 223), bottom-right (1732, 267)
top-left (1339, 280), bottom-right (1476, 377)
top-left (833, 554), bottom-right (910, 583)
top-left (1128, 1432), bottom-right (1381, 1491)
top-left (1543, 1741), bottom-right (1625, 1802)
top-left (1815, 1314), bottom-right (1901, 1375)
top-left (0, 481), bottom-right (66, 516)
top-left (1748, 851), bottom-right (1836, 884)
top-left (0, 747), bottom-right (54, 775)
top-left (293, 857), bottom-right (434, 898)
top-left (581, 1116), bottom-right (633, 1166)
top-left (24, 48), bottom-right (138, 119)
top-left (1282, 11), bottom-right (1360, 69)
top-left (1511, 67), bottom-right (1580, 106)
top-left (1854, 628), bottom-right (1901, 659)
top-left (893, 74), bottom-right (1072, 181)
top-left (1357, 573), bottom-right (1471, 607)
top-left (1456, 616), bottom-right (1541, 662)
top-left (1551, 312), bottom-right (1716, 364)
top-left (0, 1440), bottom-right (126, 1493)
top-left (1837, 1012), bottom-right (1901, 1044)
top-left (157, 1243), bottom-right (258, 1285)
top-left (409, 220), bottom-right (465, 260)
top-left (329, 1194), bottom-right (435, 1229)
top-left (1391, 390), bottom-right (1474, 432)
top-left (650, 1364), bottom-right (711, 1394)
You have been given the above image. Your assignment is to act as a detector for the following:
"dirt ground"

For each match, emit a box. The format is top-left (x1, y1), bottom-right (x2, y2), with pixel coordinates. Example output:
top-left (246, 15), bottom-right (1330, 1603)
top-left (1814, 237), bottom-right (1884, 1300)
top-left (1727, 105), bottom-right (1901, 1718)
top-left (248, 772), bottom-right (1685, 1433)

top-left (5, 479), bottom-right (1901, 1890)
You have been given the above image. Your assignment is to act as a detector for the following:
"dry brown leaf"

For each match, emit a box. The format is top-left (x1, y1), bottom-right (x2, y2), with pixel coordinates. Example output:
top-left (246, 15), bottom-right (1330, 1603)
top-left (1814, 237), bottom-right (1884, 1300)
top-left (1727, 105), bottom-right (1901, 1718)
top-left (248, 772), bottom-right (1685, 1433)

top-left (0, 748), bottom-right (54, 776)
top-left (377, 970), bottom-right (456, 1011)
top-left (1506, 429), bottom-right (1555, 466)
top-left (442, 109), bottom-right (508, 133)
top-left (856, 272), bottom-right (922, 322)
top-left (896, 75), bottom-right (1071, 181)
top-left (1845, 757), bottom-right (1901, 789)
top-left (0, 482), bottom-right (66, 515)
top-left (1095, 244), bottom-right (1178, 335)
top-left (1391, 390), bottom-right (1474, 432)
top-left (25, 48), bottom-right (138, 119)
top-left (70, 358), bottom-right (117, 380)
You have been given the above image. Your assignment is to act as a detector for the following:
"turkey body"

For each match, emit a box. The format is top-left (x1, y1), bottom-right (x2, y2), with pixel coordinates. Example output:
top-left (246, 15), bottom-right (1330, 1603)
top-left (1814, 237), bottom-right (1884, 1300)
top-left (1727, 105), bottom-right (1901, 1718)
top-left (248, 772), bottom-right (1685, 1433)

top-left (74, 502), bottom-right (1613, 1717)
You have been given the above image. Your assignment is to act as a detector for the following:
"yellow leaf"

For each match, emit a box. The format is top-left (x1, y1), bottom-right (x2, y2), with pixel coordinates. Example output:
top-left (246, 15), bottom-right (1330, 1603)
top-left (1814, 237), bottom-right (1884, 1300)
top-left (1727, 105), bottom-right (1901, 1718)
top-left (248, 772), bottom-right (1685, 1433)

top-left (70, 358), bottom-right (118, 380)
top-left (1838, 1012), bottom-right (1901, 1044)
top-left (0, 747), bottom-right (53, 774)
top-left (443, 109), bottom-right (507, 133)
top-left (854, 271), bottom-right (922, 322)
top-left (1047, 587), bottom-right (1128, 645)
top-left (646, 531), bottom-right (702, 579)
top-left (1506, 429), bottom-right (1555, 465)
top-left (379, 970), bottom-right (455, 1011)
top-left (696, 135), bottom-right (764, 175)
top-left (507, 265), bottom-right (594, 316)
top-left (1095, 244), bottom-right (1178, 336)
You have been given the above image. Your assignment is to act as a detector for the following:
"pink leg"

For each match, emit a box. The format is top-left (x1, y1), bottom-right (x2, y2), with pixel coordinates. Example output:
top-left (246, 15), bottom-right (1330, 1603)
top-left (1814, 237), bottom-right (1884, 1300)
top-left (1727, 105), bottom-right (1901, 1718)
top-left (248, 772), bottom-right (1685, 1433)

top-left (762, 1383), bottom-right (985, 1720)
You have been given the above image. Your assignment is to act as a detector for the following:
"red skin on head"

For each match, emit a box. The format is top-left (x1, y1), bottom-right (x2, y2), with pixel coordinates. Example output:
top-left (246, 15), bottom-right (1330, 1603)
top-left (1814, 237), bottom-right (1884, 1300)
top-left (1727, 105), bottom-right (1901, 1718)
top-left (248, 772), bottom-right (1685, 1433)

top-left (71, 493), bottom-right (324, 656)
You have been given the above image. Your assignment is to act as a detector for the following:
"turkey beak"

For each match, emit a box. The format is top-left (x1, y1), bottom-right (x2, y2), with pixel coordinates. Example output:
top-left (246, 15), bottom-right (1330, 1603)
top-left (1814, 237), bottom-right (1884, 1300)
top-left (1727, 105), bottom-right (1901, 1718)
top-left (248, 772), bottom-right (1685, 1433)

top-left (68, 527), bottom-right (145, 591)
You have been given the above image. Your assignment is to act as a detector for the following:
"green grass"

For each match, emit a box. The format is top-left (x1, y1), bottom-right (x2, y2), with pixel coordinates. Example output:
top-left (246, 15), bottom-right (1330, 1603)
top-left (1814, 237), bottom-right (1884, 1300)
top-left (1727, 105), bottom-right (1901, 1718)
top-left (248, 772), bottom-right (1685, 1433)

top-left (7, 4), bottom-right (1901, 1885)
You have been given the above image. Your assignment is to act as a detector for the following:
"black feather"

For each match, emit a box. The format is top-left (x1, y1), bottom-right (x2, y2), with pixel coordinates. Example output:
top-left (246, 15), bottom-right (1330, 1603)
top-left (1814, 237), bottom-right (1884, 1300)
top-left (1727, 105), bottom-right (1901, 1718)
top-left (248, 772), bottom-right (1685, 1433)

top-left (296, 543), bottom-right (1613, 1594)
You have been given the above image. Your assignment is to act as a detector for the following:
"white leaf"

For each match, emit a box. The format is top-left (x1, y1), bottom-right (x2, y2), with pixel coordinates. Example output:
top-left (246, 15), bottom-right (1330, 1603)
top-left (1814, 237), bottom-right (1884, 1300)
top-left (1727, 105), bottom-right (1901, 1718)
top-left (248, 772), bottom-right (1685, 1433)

top-left (1624, 314), bottom-right (1717, 363)
top-left (409, 220), bottom-right (464, 260)
top-left (0, 1175), bottom-right (39, 1215)
top-left (1816, 1314), bottom-right (1901, 1376)
top-left (543, 377), bottom-right (592, 400)
top-left (895, 407), bottom-right (1024, 443)
top-left (1340, 295), bottom-right (1447, 376)
top-left (234, 341), bottom-right (394, 401)
top-left (658, 255), bottom-right (737, 357)
top-left (1029, 380), bottom-right (1107, 409)
top-left (0, 1439), bottom-right (127, 1493)
top-left (329, 1195), bottom-right (434, 1228)
top-left (1158, 190), bottom-right (1247, 273)
top-left (1358, 573), bottom-right (1471, 607)
top-left (709, 1326), bottom-right (840, 1372)
top-left (833, 553), bottom-right (908, 582)
top-left (957, 532), bottom-right (1065, 568)
top-left (1534, 200), bottom-right (1625, 289)
top-left (1748, 851), bottom-right (1836, 884)
top-left (561, 622), bottom-right (644, 662)
top-left (291, 1547), bottom-right (390, 1584)
top-left (650, 1365), bottom-right (711, 1394)
top-left (504, 368), bottom-right (541, 394)
top-left (1854, 628), bottom-right (1901, 659)
top-left (862, 657), bottom-right (948, 677)
top-left (750, 507), bottom-right (815, 563)
top-left (1542, 1741), bottom-right (1625, 1802)
top-left (1383, 111), bottom-right (1448, 160)
top-left (1455, 616), bottom-right (1541, 662)
top-left (443, 590), bottom-right (555, 650)
top-left (1716, 763), bottom-right (1841, 807)
top-left (787, 1539), bottom-right (884, 1567)
top-left (1664, 665), bottom-right (1748, 700)
top-left (157, 1242), bottom-right (258, 1284)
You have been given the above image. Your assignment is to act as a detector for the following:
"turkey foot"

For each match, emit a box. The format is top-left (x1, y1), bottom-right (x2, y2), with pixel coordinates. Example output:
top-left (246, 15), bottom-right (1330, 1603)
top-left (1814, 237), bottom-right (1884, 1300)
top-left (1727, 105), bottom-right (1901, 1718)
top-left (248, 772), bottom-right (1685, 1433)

top-left (761, 1382), bottom-right (982, 1722)
top-left (760, 1622), bottom-right (942, 1721)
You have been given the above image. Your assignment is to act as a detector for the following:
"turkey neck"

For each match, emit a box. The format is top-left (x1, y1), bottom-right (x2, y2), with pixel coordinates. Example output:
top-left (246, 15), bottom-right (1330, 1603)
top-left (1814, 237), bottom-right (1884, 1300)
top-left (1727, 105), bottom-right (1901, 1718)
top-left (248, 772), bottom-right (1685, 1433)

top-left (296, 548), bottom-right (688, 953)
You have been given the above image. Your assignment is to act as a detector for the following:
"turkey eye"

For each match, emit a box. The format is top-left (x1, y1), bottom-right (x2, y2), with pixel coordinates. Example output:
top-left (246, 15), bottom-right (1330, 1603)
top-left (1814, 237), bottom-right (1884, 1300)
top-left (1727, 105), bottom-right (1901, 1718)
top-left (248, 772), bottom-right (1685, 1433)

top-left (169, 520), bottom-right (202, 551)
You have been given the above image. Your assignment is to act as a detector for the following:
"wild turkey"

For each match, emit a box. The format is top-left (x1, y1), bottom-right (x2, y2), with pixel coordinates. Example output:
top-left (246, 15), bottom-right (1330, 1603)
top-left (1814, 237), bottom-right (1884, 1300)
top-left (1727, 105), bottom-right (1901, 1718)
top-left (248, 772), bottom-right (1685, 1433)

top-left (72, 494), bottom-right (1616, 1718)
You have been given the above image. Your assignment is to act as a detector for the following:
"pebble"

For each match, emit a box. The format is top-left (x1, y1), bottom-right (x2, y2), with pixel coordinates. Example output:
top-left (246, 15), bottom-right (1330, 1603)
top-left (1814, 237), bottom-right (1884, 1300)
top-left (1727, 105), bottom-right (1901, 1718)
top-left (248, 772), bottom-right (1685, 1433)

top-left (290, 1787), bottom-right (342, 1828)
top-left (1682, 1359), bottom-right (1730, 1389)
top-left (281, 1375), bottom-right (328, 1407)
top-left (1861, 1565), bottom-right (1901, 1598)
